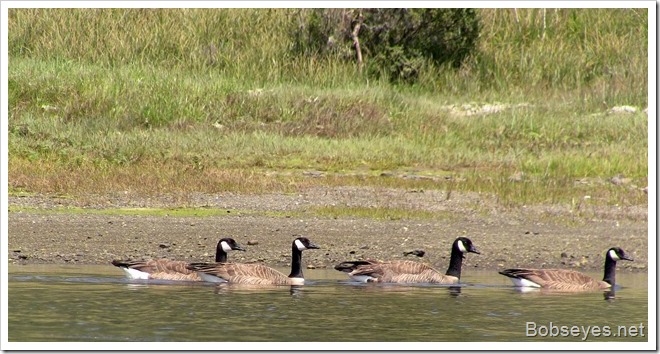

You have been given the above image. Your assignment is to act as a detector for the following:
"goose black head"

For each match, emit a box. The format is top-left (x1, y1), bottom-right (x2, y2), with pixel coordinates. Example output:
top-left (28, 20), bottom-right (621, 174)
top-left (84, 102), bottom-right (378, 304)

top-left (293, 237), bottom-right (320, 251)
top-left (454, 237), bottom-right (480, 256)
top-left (606, 247), bottom-right (633, 262)
top-left (218, 238), bottom-right (246, 252)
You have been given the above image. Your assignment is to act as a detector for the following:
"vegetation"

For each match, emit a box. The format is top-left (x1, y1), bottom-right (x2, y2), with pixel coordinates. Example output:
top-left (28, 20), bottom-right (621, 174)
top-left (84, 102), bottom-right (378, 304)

top-left (292, 9), bottom-right (480, 82)
top-left (8, 8), bottom-right (648, 209)
top-left (7, 204), bottom-right (450, 221)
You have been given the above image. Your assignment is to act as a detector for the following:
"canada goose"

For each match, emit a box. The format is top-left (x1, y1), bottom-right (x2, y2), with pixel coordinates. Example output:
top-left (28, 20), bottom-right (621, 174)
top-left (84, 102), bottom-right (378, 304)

top-left (187, 237), bottom-right (320, 285)
top-left (334, 237), bottom-right (480, 284)
top-left (111, 237), bottom-right (245, 281)
top-left (499, 247), bottom-right (633, 292)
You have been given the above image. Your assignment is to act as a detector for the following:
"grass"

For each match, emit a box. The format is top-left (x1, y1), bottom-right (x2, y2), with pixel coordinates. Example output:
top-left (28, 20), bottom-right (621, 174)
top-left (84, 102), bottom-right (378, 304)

top-left (8, 205), bottom-right (305, 218)
top-left (312, 206), bottom-right (452, 221)
top-left (7, 8), bottom-right (649, 211)
top-left (9, 206), bottom-right (242, 217)
top-left (7, 204), bottom-right (450, 221)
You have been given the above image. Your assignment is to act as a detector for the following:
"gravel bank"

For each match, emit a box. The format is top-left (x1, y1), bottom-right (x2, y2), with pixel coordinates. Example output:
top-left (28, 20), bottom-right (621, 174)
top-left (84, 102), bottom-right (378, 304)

top-left (8, 187), bottom-right (648, 273)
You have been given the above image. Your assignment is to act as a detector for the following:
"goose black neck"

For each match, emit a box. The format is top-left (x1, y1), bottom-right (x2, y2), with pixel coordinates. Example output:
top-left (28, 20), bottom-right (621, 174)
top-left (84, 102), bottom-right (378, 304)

top-left (602, 256), bottom-right (618, 286)
top-left (215, 244), bottom-right (228, 262)
top-left (288, 245), bottom-right (304, 278)
top-left (444, 245), bottom-right (465, 279)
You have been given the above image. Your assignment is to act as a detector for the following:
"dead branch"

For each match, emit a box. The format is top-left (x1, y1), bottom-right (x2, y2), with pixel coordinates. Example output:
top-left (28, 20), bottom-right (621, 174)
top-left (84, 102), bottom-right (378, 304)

top-left (351, 11), bottom-right (364, 72)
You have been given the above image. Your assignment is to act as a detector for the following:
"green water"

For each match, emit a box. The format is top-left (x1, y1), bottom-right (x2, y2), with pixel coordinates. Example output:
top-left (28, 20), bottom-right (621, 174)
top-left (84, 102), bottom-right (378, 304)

top-left (6, 265), bottom-right (649, 344)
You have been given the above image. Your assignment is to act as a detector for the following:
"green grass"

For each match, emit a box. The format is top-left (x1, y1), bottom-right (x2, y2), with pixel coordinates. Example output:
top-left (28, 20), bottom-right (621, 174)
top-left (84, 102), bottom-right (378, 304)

top-left (8, 8), bottom-right (649, 210)
top-left (8, 205), bottom-right (300, 218)
top-left (7, 204), bottom-right (449, 221)
top-left (312, 206), bottom-right (452, 221)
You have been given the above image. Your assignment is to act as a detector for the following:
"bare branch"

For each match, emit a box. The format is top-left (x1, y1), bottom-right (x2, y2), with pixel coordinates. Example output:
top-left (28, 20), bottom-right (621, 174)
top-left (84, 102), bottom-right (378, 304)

top-left (351, 11), bottom-right (364, 72)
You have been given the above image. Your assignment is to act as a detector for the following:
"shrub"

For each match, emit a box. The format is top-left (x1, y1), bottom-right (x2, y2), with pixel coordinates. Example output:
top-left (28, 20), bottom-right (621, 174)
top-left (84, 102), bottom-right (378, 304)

top-left (292, 8), bottom-right (480, 83)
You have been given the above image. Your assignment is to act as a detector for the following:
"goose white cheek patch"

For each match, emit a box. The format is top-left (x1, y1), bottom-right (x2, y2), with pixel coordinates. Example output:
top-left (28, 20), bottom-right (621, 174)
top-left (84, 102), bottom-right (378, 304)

top-left (608, 249), bottom-right (621, 261)
top-left (457, 240), bottom-right (467, 253)
top-left (221, 241), bottom-right (233, 253)
top-left (295, 239), bottom-right (306, 250)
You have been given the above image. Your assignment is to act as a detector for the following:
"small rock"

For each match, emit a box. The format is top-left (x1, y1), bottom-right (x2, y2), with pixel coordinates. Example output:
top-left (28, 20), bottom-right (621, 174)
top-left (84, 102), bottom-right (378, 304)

top-left (560, 252), bottom-right (568, 258)
top-left (403, 250), bottom-right (426, 257)
top-left (247, 240), bottom-right (259, 246)
top-left (158, 244), bottom-right (170, 249)
top-left (610, 174), bottom-right (632, 185)
top-left (306, 265), bottom-right (316, 269)
top-left (609, 106), bottom-right (637, 114)
top-left (303, 171), bottom-right (323, 177)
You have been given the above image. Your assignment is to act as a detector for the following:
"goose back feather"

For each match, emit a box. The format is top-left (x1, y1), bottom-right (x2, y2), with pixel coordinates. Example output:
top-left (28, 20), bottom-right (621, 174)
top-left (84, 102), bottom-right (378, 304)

top-left (349, 260), bottom-right (457, 284)
top-left (498, 268), bottom-right (608, 291)
top-left (188, 263), bottom-right (293, 285)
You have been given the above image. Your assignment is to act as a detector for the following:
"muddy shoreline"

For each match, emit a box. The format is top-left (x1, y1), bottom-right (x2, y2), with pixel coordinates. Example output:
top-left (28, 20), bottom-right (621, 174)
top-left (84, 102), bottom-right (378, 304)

top-left (8, 187), bottom-right (648, 273)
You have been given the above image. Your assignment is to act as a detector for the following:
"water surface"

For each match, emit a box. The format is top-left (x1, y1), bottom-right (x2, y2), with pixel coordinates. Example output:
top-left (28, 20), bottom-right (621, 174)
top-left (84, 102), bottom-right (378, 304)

top-left (7, 265), bottom-right (648, 343)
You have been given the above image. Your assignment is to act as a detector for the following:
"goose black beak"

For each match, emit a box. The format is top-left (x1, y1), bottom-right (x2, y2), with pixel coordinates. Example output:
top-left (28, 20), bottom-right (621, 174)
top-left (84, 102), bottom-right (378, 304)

top-left (469, 246), bottom-right (480, 255)
top-left (622, 255), bottom-right (633, 261)
top-left (307, 242), bottom-right (320, 250)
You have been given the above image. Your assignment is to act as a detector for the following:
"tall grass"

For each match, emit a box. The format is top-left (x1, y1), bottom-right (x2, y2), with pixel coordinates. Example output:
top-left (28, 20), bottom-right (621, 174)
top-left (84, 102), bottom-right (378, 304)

top-left (8, 8), bottom-right (649, 208)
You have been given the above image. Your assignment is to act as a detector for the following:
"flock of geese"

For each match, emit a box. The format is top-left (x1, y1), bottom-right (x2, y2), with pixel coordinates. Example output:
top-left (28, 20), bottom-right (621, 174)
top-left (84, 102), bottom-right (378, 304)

top-left (111, 236), bottom-right (633, 292)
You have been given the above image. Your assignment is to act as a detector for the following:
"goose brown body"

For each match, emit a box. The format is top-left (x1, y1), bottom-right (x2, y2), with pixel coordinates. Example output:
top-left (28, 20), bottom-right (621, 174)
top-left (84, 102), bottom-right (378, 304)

top-left (111, 259), bottom-right (203, 281)
top-left (498, 268), bottom-right (610, 291)
top-left (346, 260), bottom-right (460, 284)
top-left (187, 262), bottom-right (295, 285)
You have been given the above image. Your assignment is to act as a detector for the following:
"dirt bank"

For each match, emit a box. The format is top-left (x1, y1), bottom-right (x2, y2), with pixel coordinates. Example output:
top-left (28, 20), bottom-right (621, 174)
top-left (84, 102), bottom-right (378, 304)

top-left (8, 186), bottom-right (648, 273)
